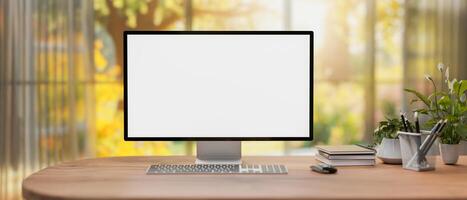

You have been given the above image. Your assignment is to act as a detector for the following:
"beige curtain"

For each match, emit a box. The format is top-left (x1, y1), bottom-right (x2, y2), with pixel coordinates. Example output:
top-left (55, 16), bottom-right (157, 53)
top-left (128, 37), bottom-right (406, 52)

top-left (403, 0), bottom-right (467, 110)
top-left (0, 0), bottom-right (94, 199)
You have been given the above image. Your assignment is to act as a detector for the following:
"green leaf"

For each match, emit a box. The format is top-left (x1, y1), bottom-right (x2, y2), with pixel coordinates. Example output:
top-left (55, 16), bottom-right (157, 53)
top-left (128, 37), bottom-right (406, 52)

top-left (404, 88), bottom-right (430, 107)
top-left (428, 91), bottom-right (448, 98)
top-left (413, 108), bottom-right (429, 115)
top-left (438, 95), bottom-right (451, 107)
top-left (373, 117), bottom-right (403, 145)
top-left (454, 80), bottom-right (467, 95)
top-left (460, 105), bottom-right (467, 114)
top-left (457, 124), bottom-right (467, 139)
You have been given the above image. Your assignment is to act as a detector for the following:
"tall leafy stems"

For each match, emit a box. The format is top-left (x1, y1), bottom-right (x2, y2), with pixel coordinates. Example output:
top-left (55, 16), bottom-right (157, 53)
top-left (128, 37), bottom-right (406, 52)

top-left (404, 63), bottom-right (467, 144)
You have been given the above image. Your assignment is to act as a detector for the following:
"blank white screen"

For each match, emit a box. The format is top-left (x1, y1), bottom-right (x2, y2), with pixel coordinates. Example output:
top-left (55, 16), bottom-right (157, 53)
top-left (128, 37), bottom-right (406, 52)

top-left (127, 34), bottom-right (310, 138)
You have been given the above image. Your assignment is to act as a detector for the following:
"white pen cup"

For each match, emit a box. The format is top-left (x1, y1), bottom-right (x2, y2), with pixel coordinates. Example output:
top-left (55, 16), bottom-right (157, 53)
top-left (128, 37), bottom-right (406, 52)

top-left (398, 131), bottom-right (437, 171)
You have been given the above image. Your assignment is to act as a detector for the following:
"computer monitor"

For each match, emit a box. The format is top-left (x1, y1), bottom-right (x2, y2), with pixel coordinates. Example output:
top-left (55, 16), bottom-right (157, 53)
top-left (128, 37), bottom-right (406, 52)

top-left (124, 31), bottom-right (313, 164)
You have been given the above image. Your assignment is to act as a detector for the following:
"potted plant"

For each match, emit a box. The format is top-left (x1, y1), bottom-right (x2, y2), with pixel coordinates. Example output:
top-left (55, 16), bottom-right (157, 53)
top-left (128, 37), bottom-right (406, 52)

top-left (373, 118), bottom-right (403, 164)
top-left (405, 63), bottom-right (467, 165)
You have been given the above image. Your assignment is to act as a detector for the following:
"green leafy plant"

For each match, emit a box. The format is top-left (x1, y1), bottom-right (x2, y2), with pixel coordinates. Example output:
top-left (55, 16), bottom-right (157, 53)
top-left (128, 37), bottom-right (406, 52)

top-left (405, 63), bottom-right (467, 144)
top-left (373, 117), bottom-right (403, 146)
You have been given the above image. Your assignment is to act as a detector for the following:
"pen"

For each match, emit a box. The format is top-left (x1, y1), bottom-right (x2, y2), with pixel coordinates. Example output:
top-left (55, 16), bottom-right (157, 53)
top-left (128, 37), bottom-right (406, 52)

top-left (405, 119), bottom-right (414, 133)
top-left (419, 119), bottom-right (442, 152)
top-left (414, 120), bottom-right (443, 165)
top-left (401, 113), bottom-right (408, 132)
top-left (420, 120), bottom-right (444, 154)
top-left (414, 112), bottom-right (420, 133)
top-left (421, 119), bottom-right (447, 156)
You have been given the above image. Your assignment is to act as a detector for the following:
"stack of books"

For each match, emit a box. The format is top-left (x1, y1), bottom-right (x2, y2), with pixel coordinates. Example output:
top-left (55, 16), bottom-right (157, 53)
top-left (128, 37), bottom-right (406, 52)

top-left (315, 145), bottom-right (376, 166)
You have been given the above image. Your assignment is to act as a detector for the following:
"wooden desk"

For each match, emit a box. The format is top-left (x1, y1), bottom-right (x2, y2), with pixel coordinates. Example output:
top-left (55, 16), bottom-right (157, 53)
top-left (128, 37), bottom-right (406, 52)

top-left (23, 156), bottom-right (467, 200)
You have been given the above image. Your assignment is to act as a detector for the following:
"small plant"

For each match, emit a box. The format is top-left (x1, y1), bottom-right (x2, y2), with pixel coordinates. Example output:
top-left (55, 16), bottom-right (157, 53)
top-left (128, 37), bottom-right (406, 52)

top-left (405, 63), bottom-right (467, 144)
top-left (373, 117), bottom-right (403, 146)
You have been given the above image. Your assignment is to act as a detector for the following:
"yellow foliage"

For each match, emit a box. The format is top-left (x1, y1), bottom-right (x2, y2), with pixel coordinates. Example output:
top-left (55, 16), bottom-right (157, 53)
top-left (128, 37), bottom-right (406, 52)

top-left (94, 66), bottom-right (171, 156)
top-left (94, 40), bottom-right (108, 71)
top-left (329, 126), bottom-right (344, 145)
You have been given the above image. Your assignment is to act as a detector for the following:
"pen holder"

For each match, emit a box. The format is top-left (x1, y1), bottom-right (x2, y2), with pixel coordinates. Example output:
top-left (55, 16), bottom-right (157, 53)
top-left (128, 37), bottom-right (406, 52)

top-left (398, 131), bottom-right (437, 171)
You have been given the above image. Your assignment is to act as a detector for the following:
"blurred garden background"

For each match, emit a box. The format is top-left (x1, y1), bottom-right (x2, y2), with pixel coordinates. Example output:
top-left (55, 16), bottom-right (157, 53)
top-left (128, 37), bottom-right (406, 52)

top-left (2, 0), bottom-right (467, 199)
top-left (94, 0), bottom-right (386, 157)
top-left (92, 0), bottom-right (467, 156)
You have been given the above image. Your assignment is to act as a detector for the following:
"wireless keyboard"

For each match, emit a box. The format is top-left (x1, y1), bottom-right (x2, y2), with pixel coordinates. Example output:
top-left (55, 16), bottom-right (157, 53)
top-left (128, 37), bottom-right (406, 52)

top-left (147, 164), bottom-right (288, 174)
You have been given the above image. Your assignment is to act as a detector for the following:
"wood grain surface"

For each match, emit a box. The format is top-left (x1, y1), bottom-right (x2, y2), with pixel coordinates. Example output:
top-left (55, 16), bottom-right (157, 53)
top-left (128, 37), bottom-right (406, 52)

top-left (22, 156), bottom-right (467, 200)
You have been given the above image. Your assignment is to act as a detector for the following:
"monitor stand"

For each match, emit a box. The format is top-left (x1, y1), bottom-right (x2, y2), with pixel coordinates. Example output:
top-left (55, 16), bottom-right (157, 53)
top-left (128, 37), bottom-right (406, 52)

top-left (195, 141), bottom-right (242, 164)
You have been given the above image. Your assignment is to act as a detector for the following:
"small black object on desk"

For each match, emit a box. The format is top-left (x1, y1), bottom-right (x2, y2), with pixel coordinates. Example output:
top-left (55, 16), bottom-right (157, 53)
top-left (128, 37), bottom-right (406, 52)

top-left (311, 163), bottom-right (337, 174)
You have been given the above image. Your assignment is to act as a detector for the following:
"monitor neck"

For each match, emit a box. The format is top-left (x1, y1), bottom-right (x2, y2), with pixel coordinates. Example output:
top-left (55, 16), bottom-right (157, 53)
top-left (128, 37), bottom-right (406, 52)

top-left (196, 141), bottom-right (242, 164)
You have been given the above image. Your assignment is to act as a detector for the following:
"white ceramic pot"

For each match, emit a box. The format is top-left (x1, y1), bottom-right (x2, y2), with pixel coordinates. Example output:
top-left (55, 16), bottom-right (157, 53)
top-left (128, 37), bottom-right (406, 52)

top-left (439, 143), bottom-right (460, 165)
top-left (376, 138), bottom-right (402, 164)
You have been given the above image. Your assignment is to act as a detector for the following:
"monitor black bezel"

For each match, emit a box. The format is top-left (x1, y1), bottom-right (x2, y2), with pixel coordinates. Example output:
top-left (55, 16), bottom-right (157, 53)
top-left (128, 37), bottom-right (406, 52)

top-left (123, 31), bottom-right (313, 141)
